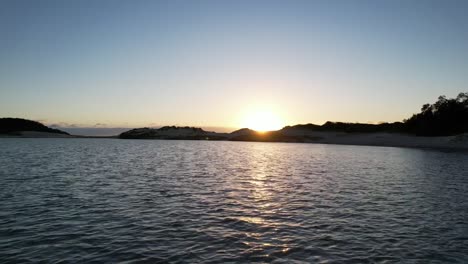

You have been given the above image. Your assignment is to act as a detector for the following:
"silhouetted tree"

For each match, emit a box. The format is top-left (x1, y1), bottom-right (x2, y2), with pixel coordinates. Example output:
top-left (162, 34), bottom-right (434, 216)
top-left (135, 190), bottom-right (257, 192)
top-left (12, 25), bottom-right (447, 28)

top-left (404, 93), bottom-right (468, 136)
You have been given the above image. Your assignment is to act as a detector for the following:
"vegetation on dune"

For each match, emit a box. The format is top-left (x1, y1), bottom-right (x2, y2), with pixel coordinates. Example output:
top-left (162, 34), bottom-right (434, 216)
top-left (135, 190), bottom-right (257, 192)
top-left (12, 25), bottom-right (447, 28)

top-left (3, 93), bottom-right (467, 139)
top-left (118, 126), bottom-right (226, 140)
top-left (285, 121), bottom-right (404, 134)
top-left (404, 93), bottom-right (468, 136)
top-left (117, 92), bottom-right (468, 139)
top-left (286, 93), bottom-right (468, 137)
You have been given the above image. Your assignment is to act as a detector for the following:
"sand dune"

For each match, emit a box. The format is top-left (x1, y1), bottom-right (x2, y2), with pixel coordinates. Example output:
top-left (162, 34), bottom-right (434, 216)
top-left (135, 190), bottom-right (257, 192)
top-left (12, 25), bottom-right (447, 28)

top-left (282, 129), bottom-right (468, 150)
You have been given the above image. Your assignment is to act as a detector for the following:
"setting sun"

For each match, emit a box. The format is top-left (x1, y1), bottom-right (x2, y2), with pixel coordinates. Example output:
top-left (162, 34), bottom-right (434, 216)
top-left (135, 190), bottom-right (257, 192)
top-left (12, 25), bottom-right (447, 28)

top-left (242, 110), bottom-right (284, 132)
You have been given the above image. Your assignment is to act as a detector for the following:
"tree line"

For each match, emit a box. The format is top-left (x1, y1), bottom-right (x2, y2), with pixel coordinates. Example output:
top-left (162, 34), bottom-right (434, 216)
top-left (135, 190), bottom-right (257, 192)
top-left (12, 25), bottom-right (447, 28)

top-left (404, 92), bottom-right (468, 136)
top-left (287, 92), bottom-right (468, 136)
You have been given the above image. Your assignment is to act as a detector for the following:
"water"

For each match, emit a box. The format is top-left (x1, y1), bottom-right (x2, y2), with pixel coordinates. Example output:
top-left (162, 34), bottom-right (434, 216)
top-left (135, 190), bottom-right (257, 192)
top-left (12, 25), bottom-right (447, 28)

top-left (1, 138), bottom-right (468, 263)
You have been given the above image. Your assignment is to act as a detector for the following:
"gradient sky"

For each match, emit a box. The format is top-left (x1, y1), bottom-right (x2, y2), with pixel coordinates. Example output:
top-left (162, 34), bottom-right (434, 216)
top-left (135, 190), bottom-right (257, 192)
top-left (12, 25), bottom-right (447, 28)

top-left (1, 0), bottom-right (467, 131)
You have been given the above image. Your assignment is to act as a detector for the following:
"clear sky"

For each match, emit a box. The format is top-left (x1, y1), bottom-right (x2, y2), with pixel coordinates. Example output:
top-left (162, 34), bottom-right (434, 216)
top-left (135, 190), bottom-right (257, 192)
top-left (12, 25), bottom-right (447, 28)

top-left (1, 0), bottom-right (467, 131)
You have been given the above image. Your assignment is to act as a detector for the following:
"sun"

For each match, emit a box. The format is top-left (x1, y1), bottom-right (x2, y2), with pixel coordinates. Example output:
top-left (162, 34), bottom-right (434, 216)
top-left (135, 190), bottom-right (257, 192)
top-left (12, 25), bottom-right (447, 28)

top-left (242, 110), bottom-right (284, 132)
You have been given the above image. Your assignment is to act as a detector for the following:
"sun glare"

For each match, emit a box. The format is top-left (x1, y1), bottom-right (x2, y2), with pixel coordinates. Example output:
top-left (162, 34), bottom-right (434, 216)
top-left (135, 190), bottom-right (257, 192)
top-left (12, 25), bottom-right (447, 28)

top-left (242, 110), bottom-right (284, 132)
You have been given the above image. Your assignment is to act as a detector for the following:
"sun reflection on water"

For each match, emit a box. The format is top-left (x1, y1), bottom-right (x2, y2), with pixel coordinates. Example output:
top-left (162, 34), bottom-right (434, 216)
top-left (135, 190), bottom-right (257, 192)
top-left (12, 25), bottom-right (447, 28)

top-left (230, 143), bottom-right (293, 256)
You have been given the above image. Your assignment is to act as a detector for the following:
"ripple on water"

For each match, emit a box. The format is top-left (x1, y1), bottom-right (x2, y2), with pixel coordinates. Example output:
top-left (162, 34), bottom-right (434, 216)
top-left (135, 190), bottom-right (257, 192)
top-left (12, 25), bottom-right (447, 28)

top-left (0, 139), bottom-right (468, 263)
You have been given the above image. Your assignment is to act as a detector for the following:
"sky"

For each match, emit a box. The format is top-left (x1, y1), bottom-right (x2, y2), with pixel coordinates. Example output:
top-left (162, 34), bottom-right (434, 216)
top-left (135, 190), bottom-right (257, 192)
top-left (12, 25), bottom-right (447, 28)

top-left (1, 0), bottom-right (467, 133)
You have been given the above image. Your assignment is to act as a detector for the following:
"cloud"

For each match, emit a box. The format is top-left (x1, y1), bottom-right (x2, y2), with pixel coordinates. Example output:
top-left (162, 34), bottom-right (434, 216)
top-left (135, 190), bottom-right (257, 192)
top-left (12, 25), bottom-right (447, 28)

top-left (49, 122), bottom-right (79, 128)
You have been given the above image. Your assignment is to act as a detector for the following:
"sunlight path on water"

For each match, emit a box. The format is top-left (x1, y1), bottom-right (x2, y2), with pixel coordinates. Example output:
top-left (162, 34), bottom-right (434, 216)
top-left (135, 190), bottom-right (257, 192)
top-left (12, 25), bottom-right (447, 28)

top-left (1, 138), bottom-right (468, 263)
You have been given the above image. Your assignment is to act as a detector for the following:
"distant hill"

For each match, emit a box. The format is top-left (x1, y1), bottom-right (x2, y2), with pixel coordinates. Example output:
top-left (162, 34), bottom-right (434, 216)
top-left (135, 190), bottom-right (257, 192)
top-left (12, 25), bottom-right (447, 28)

top-left (119, 126), bottom-right (227, 140)
top-left (5, 92), bottom-right (465, 140)
top-left (282, 121), bottom-right (405, 134)
top-left (282, 92), bottom-right (468, 136)
top-left (0, 118), bottom-right (70, 135)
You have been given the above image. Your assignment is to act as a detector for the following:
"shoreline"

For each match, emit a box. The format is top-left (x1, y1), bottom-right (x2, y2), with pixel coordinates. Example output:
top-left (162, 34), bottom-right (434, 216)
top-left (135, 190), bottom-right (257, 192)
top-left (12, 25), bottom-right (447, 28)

top-left (2, 130), bottom-right (468, 151)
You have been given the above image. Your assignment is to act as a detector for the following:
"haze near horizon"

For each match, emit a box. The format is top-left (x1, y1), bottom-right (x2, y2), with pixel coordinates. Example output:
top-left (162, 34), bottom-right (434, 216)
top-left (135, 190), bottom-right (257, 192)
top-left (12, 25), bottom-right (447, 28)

top-left (1, 0), bottom-right (467, 132)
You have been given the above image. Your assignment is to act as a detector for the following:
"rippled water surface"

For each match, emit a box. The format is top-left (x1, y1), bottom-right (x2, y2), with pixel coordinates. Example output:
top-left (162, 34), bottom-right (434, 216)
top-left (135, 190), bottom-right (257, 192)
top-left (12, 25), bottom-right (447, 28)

top-left (1, 139), bottom-right (468, 263)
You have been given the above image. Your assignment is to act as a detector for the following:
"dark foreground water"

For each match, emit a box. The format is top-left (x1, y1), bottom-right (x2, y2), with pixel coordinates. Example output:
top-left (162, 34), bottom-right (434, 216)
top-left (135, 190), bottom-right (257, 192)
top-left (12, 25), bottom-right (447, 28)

top-left (1, 139), bottom-right (468, 263)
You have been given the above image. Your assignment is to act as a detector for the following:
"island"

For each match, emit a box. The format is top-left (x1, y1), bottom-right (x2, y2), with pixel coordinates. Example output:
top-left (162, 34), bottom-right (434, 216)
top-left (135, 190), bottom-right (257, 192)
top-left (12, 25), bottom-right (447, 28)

top-left (0, 118), bottom-right (70, 138)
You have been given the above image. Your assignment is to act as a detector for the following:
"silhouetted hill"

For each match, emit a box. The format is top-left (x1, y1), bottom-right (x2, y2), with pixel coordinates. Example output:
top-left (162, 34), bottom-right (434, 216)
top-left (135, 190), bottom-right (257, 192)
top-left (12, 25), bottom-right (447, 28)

top-left (0, 118), bottom-right (69, 135)
top-left (280, 92), bottom-right (467, 136)
top-left (117, 92), bottom-right (468, 142)
top-left (282, 121), bottom-right (404, 134)
top-left (119, 126), bottom-right (227, 140)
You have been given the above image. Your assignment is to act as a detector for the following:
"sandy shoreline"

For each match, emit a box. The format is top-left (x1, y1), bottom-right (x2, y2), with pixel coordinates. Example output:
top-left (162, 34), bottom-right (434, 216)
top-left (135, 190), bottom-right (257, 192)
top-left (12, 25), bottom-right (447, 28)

top-left (2, 130), bottom-right (468, 151)
top-left (279, 129), bottom-right (468, 150)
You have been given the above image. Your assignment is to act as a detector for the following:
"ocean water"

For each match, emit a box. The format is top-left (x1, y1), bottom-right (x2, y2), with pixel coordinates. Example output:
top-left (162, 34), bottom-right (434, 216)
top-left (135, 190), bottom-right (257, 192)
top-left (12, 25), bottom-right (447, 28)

top-left (1, 138), bottom-right (468, 263)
